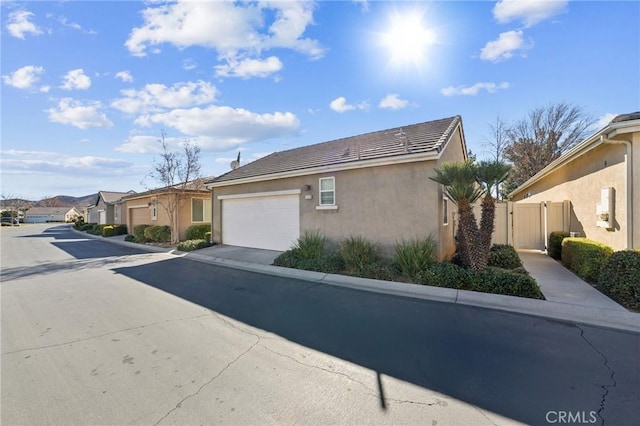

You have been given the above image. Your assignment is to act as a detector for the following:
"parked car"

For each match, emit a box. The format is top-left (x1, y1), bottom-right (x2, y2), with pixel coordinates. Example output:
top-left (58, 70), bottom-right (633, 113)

top-left (1, 217), bottom-right (19, 226)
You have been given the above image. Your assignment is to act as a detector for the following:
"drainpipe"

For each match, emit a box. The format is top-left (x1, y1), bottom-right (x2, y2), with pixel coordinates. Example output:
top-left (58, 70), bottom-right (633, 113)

top-left (601, 136), bottom-right (634, 249)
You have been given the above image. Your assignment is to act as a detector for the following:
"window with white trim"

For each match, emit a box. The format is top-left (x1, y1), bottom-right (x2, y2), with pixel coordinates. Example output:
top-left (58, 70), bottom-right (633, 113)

top-left (191, 198), bottom-right (212, 222)
top-left (151, 198), bottom-right (157, 221)
top-left (319, 177), bottom-right (335, 206)
top-left (443, 197), bottom-right (449, 226)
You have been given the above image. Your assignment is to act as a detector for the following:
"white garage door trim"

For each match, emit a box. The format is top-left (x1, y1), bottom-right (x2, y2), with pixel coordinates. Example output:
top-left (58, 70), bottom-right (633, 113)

top-left (221, 190), bottom-right (300, 251)
top-left (98, 210), bottom-right (106, 225)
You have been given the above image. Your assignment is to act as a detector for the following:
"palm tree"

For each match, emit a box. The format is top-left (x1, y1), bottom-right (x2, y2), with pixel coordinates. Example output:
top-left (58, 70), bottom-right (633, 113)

top-left (476, 161), bottom-right (512, 258)
top-left (430, 161), bottom-right (483, 269)
top-left (430, 160), bottom-right (511, 270)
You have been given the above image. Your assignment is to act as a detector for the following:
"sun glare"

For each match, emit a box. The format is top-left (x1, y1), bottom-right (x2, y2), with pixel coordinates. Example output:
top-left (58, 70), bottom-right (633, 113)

top-left (382, 12), bottom-right (435, 65)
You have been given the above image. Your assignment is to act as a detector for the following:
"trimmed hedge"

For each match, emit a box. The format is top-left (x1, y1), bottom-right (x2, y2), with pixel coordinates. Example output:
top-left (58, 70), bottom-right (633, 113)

top-left (143, 225), bottom-right (171, 243)
top-left (185, 224), bottom-right (211, 240)
top-left (548, 231), bottom-right (570, 260)
top-left (124, 234), bottom-right (136, 242)
top-left (488, 244), bottom-right (522, 270)
top-left (177, 239), bottom-right (212, 252)
top-left (417, 263), bottom-right (543, 299)
top-left (561, 238), bottom-right (613, 282)
top-left (598, 250), bottom-right (640, 310)
top-left (133, 224), bottom-right (150, 241)
top-left (204, 231), bottom-right (211, 242)
top-left (102, 225), bottom-right (115, 237)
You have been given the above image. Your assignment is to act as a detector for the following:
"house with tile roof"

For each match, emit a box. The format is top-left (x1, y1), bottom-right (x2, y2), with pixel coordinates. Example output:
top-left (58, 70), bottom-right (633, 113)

top-left (25, 207), bottom-right (80, 223)
top-left (510, 112), bottom-right (639, 251)
top-left (121, 178), bottom-right (212, 242)
top-left (88, 190), bottom-right (136, 225)
top-left (206, 115), bottom-right (468, 260)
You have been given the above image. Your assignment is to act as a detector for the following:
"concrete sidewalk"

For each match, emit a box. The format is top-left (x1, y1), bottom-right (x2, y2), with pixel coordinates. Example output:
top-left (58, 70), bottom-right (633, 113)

top-left (518, 250), bottom-right (626, 311)
top-left (71, 227), bottom-right (639, 333)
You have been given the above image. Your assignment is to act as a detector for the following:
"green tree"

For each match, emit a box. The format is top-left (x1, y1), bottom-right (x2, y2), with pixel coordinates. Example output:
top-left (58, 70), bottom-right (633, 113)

top-left (430, 160), bottom-right (511, 270)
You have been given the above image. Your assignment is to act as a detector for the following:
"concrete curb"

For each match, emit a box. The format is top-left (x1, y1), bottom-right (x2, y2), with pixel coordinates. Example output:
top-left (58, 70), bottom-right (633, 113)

top-left (71, 227), bottom-right (640, 334)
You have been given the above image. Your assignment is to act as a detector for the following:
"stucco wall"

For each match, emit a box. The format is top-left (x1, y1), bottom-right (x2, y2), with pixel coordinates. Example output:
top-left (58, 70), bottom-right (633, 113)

top-left (213, 160), bottom-right (456, 259)
top-left (124, 193), bottom-right (210, 241)
top-left (511, 143), bottom-right (628, 250)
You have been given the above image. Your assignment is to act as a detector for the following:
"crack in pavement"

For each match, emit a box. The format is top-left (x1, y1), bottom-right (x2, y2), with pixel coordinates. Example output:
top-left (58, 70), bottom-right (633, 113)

top-left (153, 336), bottom-right (260, 426)
top-left (261, 345), bottom-right (447, 409)
top-left (576, 325), bottom-right (617, 426)
top-left (2, 314), bottom-right (212, 356)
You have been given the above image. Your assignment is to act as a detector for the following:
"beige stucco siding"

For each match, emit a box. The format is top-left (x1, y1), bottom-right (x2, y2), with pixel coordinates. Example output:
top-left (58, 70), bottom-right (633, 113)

top-left (631, 133), bottom-right (639, 249)
top-left (124, 193), bottom-right (210, 241)
top-left (212, 160), bottom-right (454, 259)
top-left (511, 143), bottom-right (628, 250)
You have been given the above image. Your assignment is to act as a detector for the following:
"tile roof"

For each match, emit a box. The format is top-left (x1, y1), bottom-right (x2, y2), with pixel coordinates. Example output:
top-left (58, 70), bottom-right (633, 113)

top-left (26, 207), bottom-right (74, 216)
top-left (122, 177), bottom-right (212, 200)
top-left (98, 190), bottom-right (136, 204)
top-left (211, 115), bottom-right (460, 184)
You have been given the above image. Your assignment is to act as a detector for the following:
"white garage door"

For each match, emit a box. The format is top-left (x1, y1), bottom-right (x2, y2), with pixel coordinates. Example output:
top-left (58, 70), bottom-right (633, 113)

top-left (222, 192), bottom-right (300, 251)
top-left (98, 210), bottom-right (106, 225)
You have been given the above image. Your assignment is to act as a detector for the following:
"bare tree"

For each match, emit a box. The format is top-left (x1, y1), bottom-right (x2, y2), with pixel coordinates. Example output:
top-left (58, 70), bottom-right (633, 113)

top-left (483, 116), bottom-right (509, 198)
top-left (148, 130), bottom-right (202, 243)
top-left (1, 193), bottom-right (31, 224)
top-left (503, 102), bottom-right (595, 193)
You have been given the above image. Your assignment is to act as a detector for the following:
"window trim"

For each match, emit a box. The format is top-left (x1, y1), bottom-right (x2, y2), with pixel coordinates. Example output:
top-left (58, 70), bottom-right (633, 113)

top-left (151, 198), bottom-right (157, 221)
top-left (191, 197), bottom-right (211, 223)
top-left (443, 197), bottom-right (449, 226)
top-left (319, 177), bottom-right (336, 206)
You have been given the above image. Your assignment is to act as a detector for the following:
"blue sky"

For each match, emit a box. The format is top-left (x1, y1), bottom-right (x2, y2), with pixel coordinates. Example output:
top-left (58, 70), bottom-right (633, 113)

top-left (1, 0), bottom-right (638, 200)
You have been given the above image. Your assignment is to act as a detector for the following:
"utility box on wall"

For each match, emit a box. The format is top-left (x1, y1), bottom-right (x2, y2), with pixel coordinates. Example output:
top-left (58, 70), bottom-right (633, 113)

top-left (595, 187), bottom-right (614, 228)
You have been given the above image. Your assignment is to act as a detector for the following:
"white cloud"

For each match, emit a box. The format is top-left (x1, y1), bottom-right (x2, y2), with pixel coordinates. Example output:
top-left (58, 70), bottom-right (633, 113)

top-left (441, 82), bottom-right (510, 96)
top-left (0, 152), bottom-right (134, 177)
top-left (7, 10), bottom-right (42, 39)
top-left (111, 80), bottom-right (217, 114)
top-left (125, 1), bottom-right (324, 73)
top-left (60, 69), bottom-right (91, 90)
top-left (115, 70), bottom-right (133, 82)
top-left (493, 0), bottom-right (568, 28)
top-left (593, 113), bottom-right (617, 130)
top-left (480, 30), bottom-right (532, 62)
top-left (115, 134), bottom-right (172, 154)
top-left (215, 56), bottom-right (283, 79)
top-left (330, 96), bottom-right (368, 113)
top-left (183, 59), bottom-right (197, 70)
top-left (47, 98), bottom-right (113, 129)
top-left (2, 65), bottom-right (44, 90)
top-left (378, 93), bottom-right (409, 110)
top-left (121, 106), bottom-right (299, 152)
top-left (353, 0), bottom-right (369, 13)
top-left (59, 16), bottom-right (81, 30)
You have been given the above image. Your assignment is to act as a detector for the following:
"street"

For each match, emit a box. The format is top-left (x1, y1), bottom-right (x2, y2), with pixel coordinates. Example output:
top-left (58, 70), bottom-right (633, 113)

top-left (1, 224), bottom-right (639, 425)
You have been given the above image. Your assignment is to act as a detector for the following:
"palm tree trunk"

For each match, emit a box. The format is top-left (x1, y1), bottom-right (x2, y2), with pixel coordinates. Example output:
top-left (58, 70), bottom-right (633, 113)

top-left (456, 199), bottom-right (482, 269)
top-left (478, 194), bottom-right (496, 269)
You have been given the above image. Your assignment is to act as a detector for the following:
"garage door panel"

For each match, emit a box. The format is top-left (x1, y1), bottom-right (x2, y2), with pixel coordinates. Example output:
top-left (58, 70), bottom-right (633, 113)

top-left (222, 194), bottom-right (299, 251)
top-left (129, 207), bottom-right (149, 232)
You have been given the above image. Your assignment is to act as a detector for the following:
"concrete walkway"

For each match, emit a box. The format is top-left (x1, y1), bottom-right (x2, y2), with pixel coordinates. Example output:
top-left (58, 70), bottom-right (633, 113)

top-left (518, 250), bottom-right (627, 311)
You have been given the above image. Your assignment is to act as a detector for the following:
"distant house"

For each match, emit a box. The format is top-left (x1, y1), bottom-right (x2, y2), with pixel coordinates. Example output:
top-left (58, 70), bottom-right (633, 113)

top-left (510, 112), bottom-right (639, 251)
top-left (25, 207), bottom-right (80, 223)
top-left (88, 191), bottom-right (135, 225)
top-left (122, 179), bottom-right (211, 241)
top-left (206, 115), bottom-right (468, 260)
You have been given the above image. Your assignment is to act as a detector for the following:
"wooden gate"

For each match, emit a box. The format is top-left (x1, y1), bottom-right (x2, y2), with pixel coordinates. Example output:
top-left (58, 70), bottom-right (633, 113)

top-left (472, 200), bottom-right (571, 250)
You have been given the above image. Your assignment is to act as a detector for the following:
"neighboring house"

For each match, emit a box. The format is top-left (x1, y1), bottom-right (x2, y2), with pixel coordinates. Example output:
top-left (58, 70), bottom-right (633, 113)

top-left (207, 115), bottom-right (468, 260)
top-left (25, 207), bottom-right (78, 223)
top-left (85, 204), bottom-right (98, 223)
top-left (510, 112), bottom-right (639, 251)
top-left (91, 190), bottom-right (136, 225)
top-left (122, 179), bottom-right (212, 241)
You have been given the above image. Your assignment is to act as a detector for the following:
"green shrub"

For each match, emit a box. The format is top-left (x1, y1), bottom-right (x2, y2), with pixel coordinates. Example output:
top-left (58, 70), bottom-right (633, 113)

top-left (102, 225), bottom-right (115, 237)
top-left (274, 249), bottom-right (344, 274)
top-left (548, 231), bottom-right (570, 260)
top-left (81, 223), bottom-right (94, 232)
top-left (356, 260), bottom-right (395, 281)
top-left (113, 224), bottom-right (128, 235)
top-left (340, 235), bottom-right (379, 275)
top-left (472, 267), bottom-right (543, 299)
top-left (185, 224), bottom-right (211, 240)
top-left (598, 250), bottom-right (640, 310)
top-left (293, 230), bottom-right (330, 260)
top-left (144, 225), bottom-right (171, 243)
top-left (204, 231), bottom-right (212, 242)
top-left (124, 234), bottom-right (136, 242)
top-left (488, 244), bottom-right (522, 270)
top-left (416, 263), bottom-right (473, 290)
top-left (133, 224), bottom-right (150, 240)
top-left (177, 239), bottom-right (212, 252)
top-left (394, 236), bottom-right (437, 280)
top-left (562, 238), bottom-right (613, 282)
top-left (273, 249), bottom-right (301, 268)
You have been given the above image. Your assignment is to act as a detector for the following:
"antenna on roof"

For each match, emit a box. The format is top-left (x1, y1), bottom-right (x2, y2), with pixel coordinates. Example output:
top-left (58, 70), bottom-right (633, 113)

top-left (230, 151), bottom-right (241, 170)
